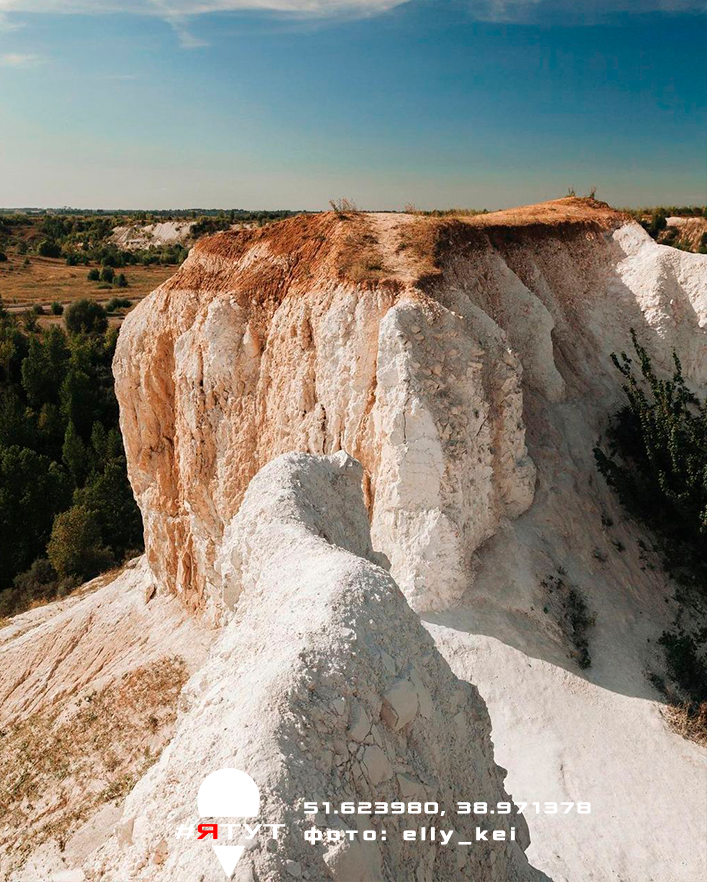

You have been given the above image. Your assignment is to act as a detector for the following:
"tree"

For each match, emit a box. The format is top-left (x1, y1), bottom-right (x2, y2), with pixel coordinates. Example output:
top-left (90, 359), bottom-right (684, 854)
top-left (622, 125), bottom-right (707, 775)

top-left (37, 239), bottom-right (61, 258)
top-left (60, 365), bottom-right (99, 436)
top-left (76, 455), bottom-right (143, 557)
top-left (37, 402), bottom-right (65, 456)
top-left (87, 268), bottom-right (100, 281)
top-left (20, 327), bottom-right (68, 409)
top-left (642, 209), bottom-right (668, 239)
top-left (0, 307), bottom-right (143, 592)
top-left (47, 504), bottom-right (111, 580)
top-left (22, 312), bottom-right (39, 333)
top-left (0, 446), bottom-right (71, 587)
top-left (106, 296), bottom-right (131, 312)
top-left (0, 389), bottom-right (33, 449)
top-left (64, 299), bottom-right (108, 335)
top-left (100, 266), bottom-right (115, 284)
top-left (21, 336), bottom-right (54, 409)
top-left (0, 317), bottom-right (28, 384)
top-left (116, 273), bottom-right (128, 288)
top-left (594, 330), bottom-right (707, 588)
top-left (62, 420), bottom-right (88, 485)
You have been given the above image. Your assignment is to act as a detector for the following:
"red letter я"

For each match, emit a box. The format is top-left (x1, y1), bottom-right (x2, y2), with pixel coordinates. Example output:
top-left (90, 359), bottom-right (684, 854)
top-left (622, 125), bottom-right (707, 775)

top-left (197, 823), bottom-right (218, 840)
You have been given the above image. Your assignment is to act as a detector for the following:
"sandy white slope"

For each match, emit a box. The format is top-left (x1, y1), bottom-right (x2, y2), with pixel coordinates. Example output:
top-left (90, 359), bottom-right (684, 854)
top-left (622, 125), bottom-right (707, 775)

top-left (419, 221), bottom-right (707, 881)
top-left (0, 558), bottom-right (213, 881)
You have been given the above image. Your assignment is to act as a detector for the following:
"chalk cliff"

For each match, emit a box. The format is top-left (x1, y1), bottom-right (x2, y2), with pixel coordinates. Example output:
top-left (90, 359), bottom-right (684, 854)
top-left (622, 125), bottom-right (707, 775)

top-left (114, 199), bottom-right (707, 620)
top-left (2, 199), bottom-right (706, 882)
top-left (112, 197), bottom-right (707, 881)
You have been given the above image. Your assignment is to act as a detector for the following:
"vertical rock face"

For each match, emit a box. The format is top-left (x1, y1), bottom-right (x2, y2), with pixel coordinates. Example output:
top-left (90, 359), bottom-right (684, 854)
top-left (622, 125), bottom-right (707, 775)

top-left (115, 199), bottom-right (707, 618)
top-left (369, 298), bottom-right (535, 609)
top-left (115, 213), bottom-right (398, 615)
top-left (89, 452), bottom-right (547, 882)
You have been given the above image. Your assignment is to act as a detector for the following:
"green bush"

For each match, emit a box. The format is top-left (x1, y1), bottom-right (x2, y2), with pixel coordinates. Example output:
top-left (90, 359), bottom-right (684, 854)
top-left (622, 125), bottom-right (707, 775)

top-left (541, 572), bottom-right (595, 669)
top-left (37, 239), bottom-right (62, 258)
top-left (659, 630), bottom-right (707, 703)
top-left (594, 330), bottom-right (707, 588)
top-left (47, 504), bottom-right (112, 581)
top-left (0, 558), bottom-right (59, 618)
top-left (116, 273), bottom-right (128, 288)
top-left (595, 331), bottom-right (707, 741)
top-left (87, 268), bottom-right (100, 281)
top-left (50, 301), bottom-right (64, 316)
top-left (106, 296), bottom-right (131, 312)
top-left (64, 299), bottom-right (108, 336)
top-left (100, 266), bottom-right (115, 284)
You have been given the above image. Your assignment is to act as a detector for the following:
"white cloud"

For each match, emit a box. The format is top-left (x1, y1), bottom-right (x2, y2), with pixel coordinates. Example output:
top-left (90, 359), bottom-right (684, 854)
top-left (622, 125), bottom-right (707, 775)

top-left (0, 0), bottom-right (700, 14)
top-left (0, 1), bottom-right (701, 49)
top-left (0, 1), bottom-right (406, 14)
top-left (0, 1), bottom-right (408, 48)
top-left (477, 0), bottom-right (703, 19)
top-left (0, 51), bottom-right (44, 65)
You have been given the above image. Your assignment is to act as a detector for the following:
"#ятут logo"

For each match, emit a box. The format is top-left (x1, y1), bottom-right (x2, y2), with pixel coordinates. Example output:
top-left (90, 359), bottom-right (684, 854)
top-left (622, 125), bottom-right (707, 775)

top-left (197, 768), bottom-right (260, 877)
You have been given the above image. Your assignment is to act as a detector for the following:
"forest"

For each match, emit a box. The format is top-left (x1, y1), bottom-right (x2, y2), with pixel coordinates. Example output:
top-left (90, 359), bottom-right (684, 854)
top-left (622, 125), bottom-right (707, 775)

top-left (0, 298), bottom-right (142, 616)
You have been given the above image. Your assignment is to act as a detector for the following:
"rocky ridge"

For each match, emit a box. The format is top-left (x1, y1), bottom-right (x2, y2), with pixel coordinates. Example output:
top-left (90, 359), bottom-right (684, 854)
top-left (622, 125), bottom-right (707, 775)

top-left (87, 452), bottom-right (547, 882)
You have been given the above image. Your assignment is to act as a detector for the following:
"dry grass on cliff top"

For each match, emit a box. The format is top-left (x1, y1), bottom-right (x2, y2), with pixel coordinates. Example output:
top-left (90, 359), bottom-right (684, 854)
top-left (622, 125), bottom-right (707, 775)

top-left (335, 213), bottom-right (394, 284)
top-left (174, 197), bottom-right (627, 302)
top-left (360, 196), bottom-right (625, 288)
top-left (395, 196), bottom-right (627, 283)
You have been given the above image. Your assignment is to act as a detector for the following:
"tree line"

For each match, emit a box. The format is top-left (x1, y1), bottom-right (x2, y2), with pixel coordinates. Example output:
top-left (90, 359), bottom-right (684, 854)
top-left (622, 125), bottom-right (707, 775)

top-left (0, 298), bottom-right (143, 616)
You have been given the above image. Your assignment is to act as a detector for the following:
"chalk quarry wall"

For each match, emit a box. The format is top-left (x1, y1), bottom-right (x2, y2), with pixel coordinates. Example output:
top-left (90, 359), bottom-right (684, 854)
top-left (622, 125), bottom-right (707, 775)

top-left (110, 199), bottom-right (707, 882)
top-left (5, 199), bottom-right (704, 881)
top-left (114, 199), bottom-right (707, 618)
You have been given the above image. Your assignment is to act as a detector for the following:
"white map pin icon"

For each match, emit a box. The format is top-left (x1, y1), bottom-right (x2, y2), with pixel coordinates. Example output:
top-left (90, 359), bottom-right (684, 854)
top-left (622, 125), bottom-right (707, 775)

top-left (198, 769), bottom-right (260, 878)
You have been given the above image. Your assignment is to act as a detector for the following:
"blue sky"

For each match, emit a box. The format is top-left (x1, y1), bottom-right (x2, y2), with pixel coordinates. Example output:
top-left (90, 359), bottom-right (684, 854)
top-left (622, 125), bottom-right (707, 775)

top-left (0, 1), bottom-right (704, 209)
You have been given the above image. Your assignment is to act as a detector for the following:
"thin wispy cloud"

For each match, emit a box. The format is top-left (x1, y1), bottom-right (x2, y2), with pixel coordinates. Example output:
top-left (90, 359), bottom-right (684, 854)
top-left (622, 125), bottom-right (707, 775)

top-left (0, 1), bottom-right (408, 48)
top-left (0, 0), bottom-right (701, 13)
top-left (0, 0), bottom-right (701, 15)
top-left (0, 1), bottom-right (702, 48)
top-left (0, 51), bottom-right (44, 66)
top-left (0, 10), bottom-right (23, 30)
top-left (472, 0), bottom-right (704, 22)
top-left (0, 1), bottom-right (407, 20)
